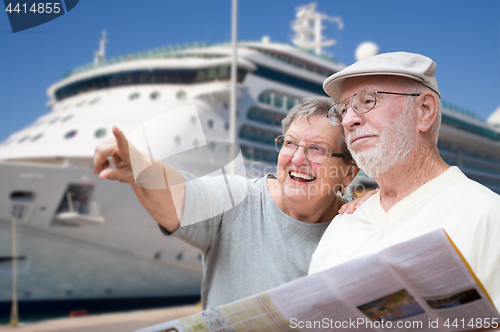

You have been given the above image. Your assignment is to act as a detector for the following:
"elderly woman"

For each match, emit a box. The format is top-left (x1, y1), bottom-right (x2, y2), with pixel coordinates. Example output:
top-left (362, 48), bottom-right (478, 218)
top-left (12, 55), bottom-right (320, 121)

top-left (94, 97), bottom-right (364, 309)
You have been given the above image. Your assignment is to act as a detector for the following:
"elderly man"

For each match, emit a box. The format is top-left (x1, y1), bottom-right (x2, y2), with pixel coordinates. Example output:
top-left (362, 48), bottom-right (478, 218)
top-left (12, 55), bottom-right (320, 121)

top-left (308, 52), bottom-right (500, 310)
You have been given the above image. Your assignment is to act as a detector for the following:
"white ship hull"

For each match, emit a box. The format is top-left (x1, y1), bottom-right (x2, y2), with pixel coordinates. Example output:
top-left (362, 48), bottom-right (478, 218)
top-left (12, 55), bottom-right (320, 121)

top-left (0, 160), bottom-right (203, 314)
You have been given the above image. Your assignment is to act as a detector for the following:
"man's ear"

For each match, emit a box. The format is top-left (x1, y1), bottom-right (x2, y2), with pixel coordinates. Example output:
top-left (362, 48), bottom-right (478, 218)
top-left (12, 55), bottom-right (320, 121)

top-left (418, 91), bottom-right (439, 133)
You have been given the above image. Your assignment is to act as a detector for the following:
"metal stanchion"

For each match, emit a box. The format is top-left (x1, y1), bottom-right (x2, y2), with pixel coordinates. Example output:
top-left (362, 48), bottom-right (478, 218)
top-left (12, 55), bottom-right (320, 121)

top-left (10, 205), bottom-right (23, 328)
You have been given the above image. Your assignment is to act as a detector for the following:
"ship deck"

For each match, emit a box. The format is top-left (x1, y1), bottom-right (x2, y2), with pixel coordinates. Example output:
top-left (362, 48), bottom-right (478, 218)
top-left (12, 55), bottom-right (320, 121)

top-left (0, 304), bottom-right (200, 332)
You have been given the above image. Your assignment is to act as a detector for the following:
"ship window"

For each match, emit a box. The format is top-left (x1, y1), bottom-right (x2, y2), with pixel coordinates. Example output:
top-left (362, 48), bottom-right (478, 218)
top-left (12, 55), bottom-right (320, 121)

top-left (193, 139), bottom-right (199, 147)
top-left (94, 128), bottom-right (107, 138)
top-left (61, 114), bottom-right (73, 123)
top-left (64, 130), bottom-right (77, 139)
top-left (76, 100), bottom-right (86, 108)
top-left (129, 92), bottom-right (140, 100)
top-left (18, 136), bottom-right (29, 144)
top-left (218, 66), bottom-right (229, 80)
top-left (150, 91), bottom-right (160, 100)
top-left (0, 256), bottom-right (29, 276)
top-left (247, 107), bottom-right (286, 126)
top-left (253, 65), bottom-right (326, 95)
top-left (208, 119), bottom-right (214, 129)
top-left (174, 136), bottom-right (181, 145)
top-left (207, 67), bottom-right (217, 80)
top-left (190, 116), bottom-right (196, 125)
top-left (241, 145), bottom-right (278, 164)
top-left (176, 252), bottom-right (184, 261)
top-left (195, 70), bottom-right (207, 83)
top-left (282, 96), bottom-right (288, 110)
top-left (31, 133), bottom-right (43, 142)
top-left (239, 124), bottom-right (281, 146)
top-left (258, 90), bottom-right (304, 111)
top-left (89, 97), bottom-right (100, 105)
top-left (54, 66), bottom-right (248, 101)
top-left (10, 191), bottom-right (35, 202)
top-left (48, 117), bottom-right (59, 125)
top-left (224, 123), bottom-right (229, 131)
top-left (176, 90), bottom-right (187, 100)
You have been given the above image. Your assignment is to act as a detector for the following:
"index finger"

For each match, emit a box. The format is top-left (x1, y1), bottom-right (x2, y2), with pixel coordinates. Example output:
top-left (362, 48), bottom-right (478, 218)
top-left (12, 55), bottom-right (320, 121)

top-left (112, 126), bottom-right (129, 155)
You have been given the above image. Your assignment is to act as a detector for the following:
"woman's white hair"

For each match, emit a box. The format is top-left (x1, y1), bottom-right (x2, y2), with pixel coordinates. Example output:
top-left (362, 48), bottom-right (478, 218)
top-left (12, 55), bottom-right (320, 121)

top-left (281, 96), bottom-right (354, 165)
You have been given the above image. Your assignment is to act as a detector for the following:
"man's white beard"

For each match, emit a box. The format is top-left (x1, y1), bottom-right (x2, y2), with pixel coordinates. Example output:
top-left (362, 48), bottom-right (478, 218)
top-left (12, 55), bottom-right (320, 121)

top-left (347, 104), bottom-right (415, 178)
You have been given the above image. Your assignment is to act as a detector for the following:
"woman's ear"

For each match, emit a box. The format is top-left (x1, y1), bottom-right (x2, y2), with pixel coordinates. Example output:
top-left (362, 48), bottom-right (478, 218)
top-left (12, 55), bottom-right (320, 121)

top-left (417, 91), bottom-right (439, 133)
top-left (342, 165), bottom-right (360, 188)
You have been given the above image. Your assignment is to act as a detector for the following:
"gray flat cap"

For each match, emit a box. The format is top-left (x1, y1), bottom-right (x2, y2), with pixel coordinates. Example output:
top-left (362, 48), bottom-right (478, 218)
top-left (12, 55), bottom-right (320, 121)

top-left (323, 52), bottom-right (441, 100)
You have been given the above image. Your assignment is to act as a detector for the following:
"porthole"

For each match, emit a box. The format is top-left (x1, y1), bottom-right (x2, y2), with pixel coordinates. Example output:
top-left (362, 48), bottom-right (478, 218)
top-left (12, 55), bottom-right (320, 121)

top-left (31, 133), bottom-right (43, 142)
top-left (176, 90), bottom-right (187, 100)
top-left (176, 252), bottom-right (184, 261)
top-left (48, 117), bottom-right (59, 125)
top-left (224, 122), bottom-right (230, 131)
top-left (61, 114), bottom-right (73, 123)
top-left (94, 128), bottom-right (107, 138)
top-left (76, 100), bottom-right (86, 108)
top-left (64, 130), bottom-right (77, 139)
top-left (208, 119), bottom-right (214, 129)
top-left (129, 92), bottom-right (140, 100)
top-left (89, 98), bottom-right (100, 105)
top-left (150, 92), bottom-right (160, 100)
top-left (18, 136), bottom-right (29, 144)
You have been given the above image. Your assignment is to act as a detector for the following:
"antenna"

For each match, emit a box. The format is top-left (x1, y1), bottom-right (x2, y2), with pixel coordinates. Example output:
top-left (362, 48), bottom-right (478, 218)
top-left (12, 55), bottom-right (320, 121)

top-left (292, 2), bottom-right (343, 55)
top-left (94, 30), bottom-right (107, 65)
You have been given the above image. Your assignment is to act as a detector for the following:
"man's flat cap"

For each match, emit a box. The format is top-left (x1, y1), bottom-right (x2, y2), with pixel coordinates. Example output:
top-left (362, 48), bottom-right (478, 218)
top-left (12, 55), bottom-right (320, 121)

top-left (323, 52), bottom-right (440, 100)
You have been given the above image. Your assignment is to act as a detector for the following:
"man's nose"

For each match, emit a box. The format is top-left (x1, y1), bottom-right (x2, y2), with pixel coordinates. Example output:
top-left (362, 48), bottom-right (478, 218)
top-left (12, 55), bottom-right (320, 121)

top-left (341, 104), bottom-right (365, 129)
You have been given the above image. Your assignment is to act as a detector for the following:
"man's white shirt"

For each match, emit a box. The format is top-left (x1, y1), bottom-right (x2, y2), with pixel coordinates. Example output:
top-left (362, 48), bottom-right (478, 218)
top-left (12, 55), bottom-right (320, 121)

top-left (309, 166), bottom-right (500, 310)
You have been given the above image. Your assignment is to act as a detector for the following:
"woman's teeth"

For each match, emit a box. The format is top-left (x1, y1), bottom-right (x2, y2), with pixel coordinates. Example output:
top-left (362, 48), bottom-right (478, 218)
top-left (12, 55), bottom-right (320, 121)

top-left (290, 172), bottom-right (315, 181)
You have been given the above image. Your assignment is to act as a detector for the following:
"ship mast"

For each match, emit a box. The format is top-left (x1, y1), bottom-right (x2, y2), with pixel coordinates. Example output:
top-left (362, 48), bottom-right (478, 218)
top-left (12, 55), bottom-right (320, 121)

top-left (229, 0), bottom-right (238, 175)
top-left (292, 3), bottom-right (343, 55)
top-left (94, 30), bottom-right (107, 65)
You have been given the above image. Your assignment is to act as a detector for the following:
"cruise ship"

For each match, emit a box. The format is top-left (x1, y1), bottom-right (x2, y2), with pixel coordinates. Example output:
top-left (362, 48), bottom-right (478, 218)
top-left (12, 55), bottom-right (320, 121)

top-left (1, 3), bottom-right (499, 318)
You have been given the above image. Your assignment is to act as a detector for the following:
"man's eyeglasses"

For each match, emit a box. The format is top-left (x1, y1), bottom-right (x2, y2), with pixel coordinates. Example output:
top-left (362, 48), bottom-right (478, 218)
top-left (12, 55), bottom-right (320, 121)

top-left (275, 135), bottom-right (345, 164)
top-left (328, 89), bottom-right (421, 126)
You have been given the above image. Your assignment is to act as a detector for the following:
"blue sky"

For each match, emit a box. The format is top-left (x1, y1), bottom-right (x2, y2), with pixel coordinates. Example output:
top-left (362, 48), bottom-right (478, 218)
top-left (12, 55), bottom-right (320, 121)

top-left (1, 0), bottom-right (499, 142)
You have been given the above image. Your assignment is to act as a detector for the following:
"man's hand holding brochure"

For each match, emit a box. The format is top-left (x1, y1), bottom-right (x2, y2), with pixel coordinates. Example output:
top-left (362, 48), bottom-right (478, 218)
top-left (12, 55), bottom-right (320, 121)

top-left (136, 229), bottom-right (499, 332)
